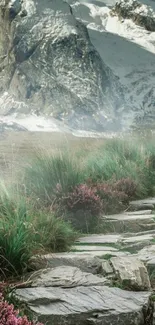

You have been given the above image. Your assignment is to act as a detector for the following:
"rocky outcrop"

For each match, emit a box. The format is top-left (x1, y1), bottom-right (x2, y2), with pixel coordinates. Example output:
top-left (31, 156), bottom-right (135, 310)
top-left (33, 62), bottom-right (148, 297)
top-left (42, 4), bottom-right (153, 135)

top-left (111, 0), bottom-right (155, 31)
top-left (0, 0), bottom-right (126, 131)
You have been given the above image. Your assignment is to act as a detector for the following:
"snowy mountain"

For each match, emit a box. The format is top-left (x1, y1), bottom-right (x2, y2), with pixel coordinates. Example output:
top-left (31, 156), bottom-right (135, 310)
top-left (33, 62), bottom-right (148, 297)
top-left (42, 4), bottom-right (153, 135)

top-left (69, 0), bottom-right (155, 129)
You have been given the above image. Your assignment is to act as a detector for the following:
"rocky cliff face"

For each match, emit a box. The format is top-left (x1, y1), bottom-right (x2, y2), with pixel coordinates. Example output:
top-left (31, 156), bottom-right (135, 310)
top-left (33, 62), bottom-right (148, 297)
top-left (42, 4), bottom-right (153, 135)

top-left (0, 0), bottom-right (127, 131)
top-left (0, 0), bottom-right (155, 132)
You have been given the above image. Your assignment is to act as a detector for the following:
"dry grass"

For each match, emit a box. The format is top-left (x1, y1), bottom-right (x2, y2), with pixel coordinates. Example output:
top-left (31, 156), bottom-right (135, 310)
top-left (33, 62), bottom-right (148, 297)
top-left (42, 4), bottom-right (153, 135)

top-left (0, 131), bottom-right (106, 181)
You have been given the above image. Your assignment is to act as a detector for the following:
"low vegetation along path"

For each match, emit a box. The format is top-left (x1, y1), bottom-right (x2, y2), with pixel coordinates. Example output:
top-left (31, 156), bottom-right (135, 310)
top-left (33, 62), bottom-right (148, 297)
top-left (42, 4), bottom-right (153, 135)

top-left (14, 197), bottom-right (155, 325)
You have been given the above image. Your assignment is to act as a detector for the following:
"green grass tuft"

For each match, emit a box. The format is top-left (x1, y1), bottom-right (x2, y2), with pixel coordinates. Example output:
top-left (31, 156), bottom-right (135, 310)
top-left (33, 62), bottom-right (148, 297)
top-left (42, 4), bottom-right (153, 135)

top-left (0, 192), bottom-right (35, 278)
top-left (0, 186), bottom-right (77, 279)
top-left (34, 211), bottom-right (78, 252)
top-left (23, 151), bottom-right (85, 205)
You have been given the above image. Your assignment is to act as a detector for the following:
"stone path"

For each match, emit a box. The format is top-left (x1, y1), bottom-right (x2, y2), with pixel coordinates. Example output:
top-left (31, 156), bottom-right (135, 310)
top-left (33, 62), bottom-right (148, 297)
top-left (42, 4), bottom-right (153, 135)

top-left (15, 197), bottom-right (155, 325)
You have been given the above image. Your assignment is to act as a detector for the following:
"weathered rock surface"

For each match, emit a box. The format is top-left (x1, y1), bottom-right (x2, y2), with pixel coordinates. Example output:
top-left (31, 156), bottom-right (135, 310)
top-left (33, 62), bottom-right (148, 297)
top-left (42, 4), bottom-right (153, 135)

top-left (110, 256), bottom-right (151, 291)
top-left (15, 285), bottom-right (153, 325)
top-left (0, 0), bottom-right (126, 131)
top-left (26, 266), bottom-right (109, 287)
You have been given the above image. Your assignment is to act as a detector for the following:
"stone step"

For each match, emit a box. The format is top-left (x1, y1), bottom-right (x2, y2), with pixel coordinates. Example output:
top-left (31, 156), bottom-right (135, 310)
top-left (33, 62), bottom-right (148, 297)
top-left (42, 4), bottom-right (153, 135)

top-left (122, 233), bottom-right (155, 244)
top-left (77, 234), bottom-right (121, 245)
top-left (76, 232), bottom-right (155, 255)
top-left (78, 232), bottom-right (155, 246)
top-left (15, 282), bottom-right (152, 325)
top-left (102, 212), bottom-right (155, 233)
top-left (72, 246), bottom-right (130, 257)
top-left (126, 210), bottom-right (153, 215)
top-left (129, 197), bottom-right (155, 211)
top-left (29, 250), bottom-right (130, 275)
top-left (105, 214), bottom-right (154, 221)
top-left (130, 229), bottom-right (155, 236)
top-left (72, 245), bottom-right (118, 251)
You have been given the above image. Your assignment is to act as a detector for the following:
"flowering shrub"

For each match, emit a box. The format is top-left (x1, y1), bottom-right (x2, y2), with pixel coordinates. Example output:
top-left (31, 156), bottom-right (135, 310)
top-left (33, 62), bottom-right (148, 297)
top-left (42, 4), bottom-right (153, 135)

top-left (62, 184), bottom-right (102, 215)
top-left (58, 184), bottom-right (103, 232)
top-left (96, 183), bottom-right (128, 214)
top-left (0, 282), bottom-right (6, 297)
top-left (54, 179), bottom-right (138, 230)
top-left (113, 178), bottom-right (138, 199)
top-left (0, 293), bottom-right (43, 325)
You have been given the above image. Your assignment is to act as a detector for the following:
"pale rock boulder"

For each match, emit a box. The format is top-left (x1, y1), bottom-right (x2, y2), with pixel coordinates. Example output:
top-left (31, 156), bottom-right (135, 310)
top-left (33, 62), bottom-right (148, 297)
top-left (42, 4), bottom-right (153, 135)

top-left (110, 256), bottom-right (151, 291)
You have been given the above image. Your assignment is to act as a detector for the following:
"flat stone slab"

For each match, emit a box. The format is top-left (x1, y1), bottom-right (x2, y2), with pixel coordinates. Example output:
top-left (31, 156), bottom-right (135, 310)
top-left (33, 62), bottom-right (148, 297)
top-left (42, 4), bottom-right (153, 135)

top-left (78, 234), bottom-right (121, 244)
top-left (122, 234), bottom-right (155, 244)
top-left (102, 212), bottom-right (155, 233)
top-left (67, 251), bottom-right (129, 257)
top-left (130, 198), bottom-right (155, 206)
top-left (77, 233), bottom-right (155, 247)
top-left (29, 250), bottom-right (130, 274)
top-left (72, 245), bottom-right (118, 251)
top-left (106, 214), bottom-right (153, 221)
top-left (29, 253), bottom-right (104, 274)
top-left (126, 210), bottom-right (153, 215)
top-left (27, 266), bottom-right (108, 287)
top-left (15, 286), bottom-right (152, 325)
top-left (133, 230), bottom-right (155, 236)
top-left (71, 250), bottom-right (129, 257)
top-left (129, 198), bottom-right (155, 211)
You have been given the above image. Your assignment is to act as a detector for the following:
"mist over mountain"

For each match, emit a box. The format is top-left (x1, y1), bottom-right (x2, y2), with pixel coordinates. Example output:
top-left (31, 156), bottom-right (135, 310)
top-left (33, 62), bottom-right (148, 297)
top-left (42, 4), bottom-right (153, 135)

top-left (0, 0), bottom-right (155, 132)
